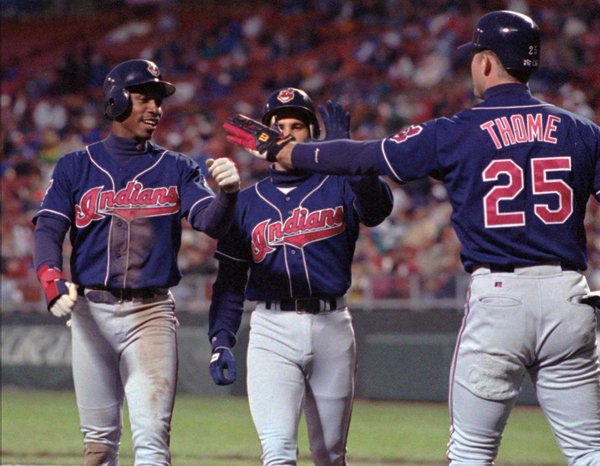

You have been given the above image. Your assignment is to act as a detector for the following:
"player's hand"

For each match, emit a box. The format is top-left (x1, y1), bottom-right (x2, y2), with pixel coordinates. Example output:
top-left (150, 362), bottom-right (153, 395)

top-left (209, 346), bottom-right (237, 385)
top-left (582, 290), bottom-right (600, 310)
top-left (207, 157), bottom-right (240, 194)
top-left (49, 282), bottom-right (78, 317)
top-left (223, 114), bottom-right (294, 162)
top-left (319, 100), bottom-right (350, 140)
top-left (37, 264), bottom-right (78, 317)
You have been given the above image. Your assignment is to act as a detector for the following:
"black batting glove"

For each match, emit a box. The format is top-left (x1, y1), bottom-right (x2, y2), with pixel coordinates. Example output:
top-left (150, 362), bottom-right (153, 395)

top-left (223, 114), bottom-right (294, 162)
top-left (319, 100), bottom-right (350, 140)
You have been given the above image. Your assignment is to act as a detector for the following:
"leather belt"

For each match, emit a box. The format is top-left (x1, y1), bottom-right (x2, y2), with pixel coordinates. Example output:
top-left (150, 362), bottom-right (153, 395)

top-left (264, 296), bottom-right (346, 314)
top-left (78, 286), bottom-right (169, 304)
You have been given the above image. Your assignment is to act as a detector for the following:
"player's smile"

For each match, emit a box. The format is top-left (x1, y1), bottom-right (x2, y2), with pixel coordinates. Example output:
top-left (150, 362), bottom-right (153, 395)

top-left (142, 116), bottom-right (159, 130)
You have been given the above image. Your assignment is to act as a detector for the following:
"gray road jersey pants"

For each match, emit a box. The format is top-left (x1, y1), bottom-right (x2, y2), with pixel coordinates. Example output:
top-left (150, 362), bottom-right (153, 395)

top-left (448, 265), bottom-right (600, 466)
top-left (71, 291), bottom-right (178, 466)
top-left (246, 304), bottom-right (356, 466)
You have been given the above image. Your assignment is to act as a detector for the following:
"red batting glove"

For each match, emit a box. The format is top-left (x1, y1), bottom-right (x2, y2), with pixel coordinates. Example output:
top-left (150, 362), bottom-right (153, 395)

top-left (223, 114), bottom-right (294, 162)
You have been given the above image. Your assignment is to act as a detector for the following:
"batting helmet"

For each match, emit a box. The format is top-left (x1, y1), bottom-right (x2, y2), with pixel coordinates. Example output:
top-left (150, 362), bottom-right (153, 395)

top-left (459, 10), bottom-right (540, 72)
top-left (103, 59), bottom-right (176, 120)
top-left (262, 87), bottom-right (320, 139)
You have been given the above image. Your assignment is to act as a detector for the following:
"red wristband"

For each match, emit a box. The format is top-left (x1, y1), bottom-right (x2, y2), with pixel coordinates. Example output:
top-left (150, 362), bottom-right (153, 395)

top-left (37, 264), bottom-right (68, 307)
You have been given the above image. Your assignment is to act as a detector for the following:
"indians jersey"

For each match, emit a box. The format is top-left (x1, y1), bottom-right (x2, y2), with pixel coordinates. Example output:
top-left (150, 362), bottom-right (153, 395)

top-left (293, 83), bottom-right (600, 272)
top-left (34, 139), bottom-right (216, 288)
top-left (215, 174), bottom-right (383, 300)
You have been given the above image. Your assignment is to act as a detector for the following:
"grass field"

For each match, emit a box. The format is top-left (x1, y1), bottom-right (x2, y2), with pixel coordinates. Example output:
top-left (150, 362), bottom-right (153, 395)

top-left (1, 388), bottom-right (564, 466)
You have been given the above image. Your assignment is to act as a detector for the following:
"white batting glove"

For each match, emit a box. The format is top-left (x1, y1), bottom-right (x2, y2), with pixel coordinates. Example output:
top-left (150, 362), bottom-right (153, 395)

top-left (49, 282), bottom-right (78, 318)
top-left (207, 157), bottom-right (240, 194)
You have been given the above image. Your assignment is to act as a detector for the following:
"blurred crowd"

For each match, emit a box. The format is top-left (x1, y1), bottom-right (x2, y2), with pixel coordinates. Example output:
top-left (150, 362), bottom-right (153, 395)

top-left (2, 0), bottom-right (599, 312)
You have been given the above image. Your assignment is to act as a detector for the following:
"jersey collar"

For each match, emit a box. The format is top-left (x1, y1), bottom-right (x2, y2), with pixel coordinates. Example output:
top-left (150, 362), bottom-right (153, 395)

top-left (104, 133), bottom-right (150, 156)
top-left (269, 165), bottom-right (311, 187)
top-left (483, 83), bottom-right (531, 100)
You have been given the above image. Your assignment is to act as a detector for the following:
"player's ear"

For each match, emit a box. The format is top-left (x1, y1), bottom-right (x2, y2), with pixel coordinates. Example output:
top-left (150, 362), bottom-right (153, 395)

top-left (483, 52), bottom-right (493, 77)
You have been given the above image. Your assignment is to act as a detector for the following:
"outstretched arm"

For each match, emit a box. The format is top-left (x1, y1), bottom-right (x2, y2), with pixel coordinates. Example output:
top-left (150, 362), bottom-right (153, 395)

top-left (223, 114), bottom-right (384, 175)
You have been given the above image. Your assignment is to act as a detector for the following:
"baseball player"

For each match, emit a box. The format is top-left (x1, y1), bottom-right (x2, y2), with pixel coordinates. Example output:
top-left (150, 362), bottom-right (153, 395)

top-left (223, 11), bottom-right (600, 466)
top-left (209, 87), bottom-right (393, 465)
top-left (33, 59), bottom-right (240, 466)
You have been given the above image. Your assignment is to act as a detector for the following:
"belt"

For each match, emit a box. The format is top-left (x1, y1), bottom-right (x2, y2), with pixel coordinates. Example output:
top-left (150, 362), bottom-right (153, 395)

top-left (78, 286), bottom-right (169, 304)
top-left (264, 296), bottom-right (346, 314)
top-left (472, 263), bottom-right (577, 273)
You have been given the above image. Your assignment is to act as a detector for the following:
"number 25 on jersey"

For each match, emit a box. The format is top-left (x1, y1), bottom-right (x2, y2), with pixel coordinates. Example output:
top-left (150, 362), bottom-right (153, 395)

top-left (483, 156), bottom-right (572, 228)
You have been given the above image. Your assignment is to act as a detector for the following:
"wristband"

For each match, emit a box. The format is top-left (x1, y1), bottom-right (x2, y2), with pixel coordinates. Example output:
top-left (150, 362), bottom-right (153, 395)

top-left (37, 264), bottom-right (68, 308)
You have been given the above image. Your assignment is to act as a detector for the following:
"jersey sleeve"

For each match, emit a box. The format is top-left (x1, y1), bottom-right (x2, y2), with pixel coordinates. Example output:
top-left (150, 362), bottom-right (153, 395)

top-left (33, 215), bottom-right (70, 270)
top-left (214, 214), bottom-right (251, 264)
top-left (177, 155), bottom-right (215, 218)
top-left (380, 119), bottom-right (443, 183)
top-left (291, 120), bottom-right (446, 183)
top-left (208, 260), bottom-right (249, 345)
top-left (346, 175), bottom-right (393, 226)
top-left (33, 156), bottom-right (75, 225)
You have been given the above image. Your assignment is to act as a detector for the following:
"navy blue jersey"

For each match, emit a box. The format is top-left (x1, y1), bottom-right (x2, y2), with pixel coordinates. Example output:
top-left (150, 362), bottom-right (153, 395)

top-left (293, 84), bottom-right (600, 272)
top-left (34, 138), bottom-right (217, 288)
top-left (215, 173), bottom-right (391, 300)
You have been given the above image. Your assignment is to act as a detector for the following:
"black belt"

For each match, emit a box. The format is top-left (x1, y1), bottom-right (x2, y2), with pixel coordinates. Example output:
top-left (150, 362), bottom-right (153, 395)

top-left (472, 263), bottom-right (577, 273)
top-left (264, 296), bottom-right (344, 314)
top-left (78, 286), bottom-right (169, 304)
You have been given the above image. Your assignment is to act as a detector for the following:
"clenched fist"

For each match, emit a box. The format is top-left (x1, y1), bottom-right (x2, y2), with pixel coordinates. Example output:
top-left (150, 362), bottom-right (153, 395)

top-left (50, 282), bottom-right (78, 317)
top-left (207, 157), bottom-right (240, 194)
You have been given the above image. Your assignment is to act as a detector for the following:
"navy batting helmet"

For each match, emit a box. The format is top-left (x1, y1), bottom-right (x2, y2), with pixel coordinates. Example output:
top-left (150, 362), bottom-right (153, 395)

top-left (103, 59), bottom-right (176, 120)
top-left (459, 10), bottom-right (540, 72)
top-left (262, 87), bottom-right (320, 139)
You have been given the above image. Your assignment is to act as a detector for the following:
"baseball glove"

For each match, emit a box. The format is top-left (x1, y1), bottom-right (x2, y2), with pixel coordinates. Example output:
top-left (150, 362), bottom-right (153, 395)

top-left (223, 114), bottom-right (294, 162)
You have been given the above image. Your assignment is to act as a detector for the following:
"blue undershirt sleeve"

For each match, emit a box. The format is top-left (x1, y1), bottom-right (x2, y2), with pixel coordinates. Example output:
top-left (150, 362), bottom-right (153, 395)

top-left (33, 215), bottom-right (70, 271)
top-left (291, 139), bottom-right (384, 177)
top-left (208, 259), bottom-right (249, 348)
top-left (188, 190), bottom-right (238, 239)
top-left (347, 176), bottom-right (394, 227)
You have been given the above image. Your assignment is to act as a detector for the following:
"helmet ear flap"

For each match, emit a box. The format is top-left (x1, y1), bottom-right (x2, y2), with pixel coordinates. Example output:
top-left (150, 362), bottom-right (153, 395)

top-left (105, 86), bottom-right (131, 120)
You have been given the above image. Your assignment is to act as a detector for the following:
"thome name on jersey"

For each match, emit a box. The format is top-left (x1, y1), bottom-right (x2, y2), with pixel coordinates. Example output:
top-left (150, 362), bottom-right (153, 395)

top-left (215, 174), bottom-right (369, 301)
top-left (34, 141), bottom-right (216, 289)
